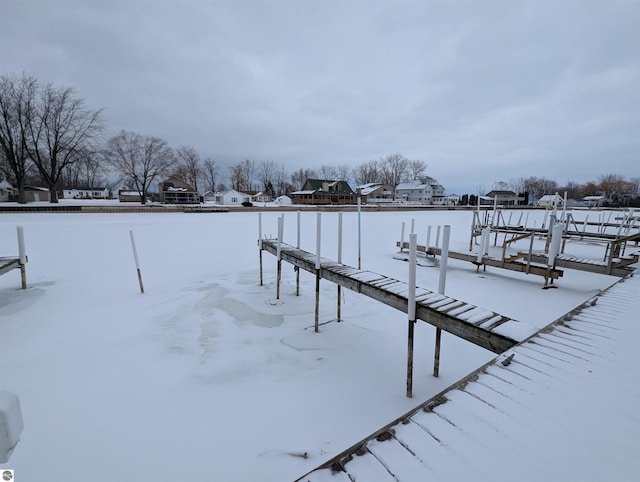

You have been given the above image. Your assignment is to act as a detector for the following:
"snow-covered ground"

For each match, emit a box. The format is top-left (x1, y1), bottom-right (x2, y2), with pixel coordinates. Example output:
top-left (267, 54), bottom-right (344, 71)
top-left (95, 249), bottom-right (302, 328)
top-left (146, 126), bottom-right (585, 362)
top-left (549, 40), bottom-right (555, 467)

top-left (0, 208), bottom-right (625, 481)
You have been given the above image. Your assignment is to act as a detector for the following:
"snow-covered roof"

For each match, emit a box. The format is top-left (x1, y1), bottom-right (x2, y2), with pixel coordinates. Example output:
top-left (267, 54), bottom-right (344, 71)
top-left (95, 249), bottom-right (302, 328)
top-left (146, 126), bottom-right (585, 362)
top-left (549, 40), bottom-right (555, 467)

top-left (395, 180), bottom-right (428, 190)
top-left (0, 179), bottom-right (15, 190)
top-left (290, 190), bottom-right (315, 195)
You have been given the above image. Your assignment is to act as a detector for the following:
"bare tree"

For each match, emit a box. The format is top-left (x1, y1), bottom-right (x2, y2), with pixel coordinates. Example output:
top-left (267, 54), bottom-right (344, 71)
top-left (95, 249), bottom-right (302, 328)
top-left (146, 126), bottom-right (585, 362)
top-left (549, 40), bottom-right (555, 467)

top-left (273, 164), bottom-right (291, 196)
top-left (379, 153), bottom-right (409, 186)
top-left (257, 159), bottom-right (276, 195)
top-left (175, 145), bottom-right (202, 191)
top-left (202, 157), bottom-right (217, 192)
top-left (0, 74), bottom-right (39, 203)
top-left (353, 159), bottom-right (380, 185)
top-left (319, 164), bottom-right (337, 180)
top-left (241, 159), bottom-right (256, 191)
top-left (24, 82), bottom-right (103, 202)
top-left (598, 173), bottom-right (626, 200)
top-left (522, 176), bottom-right (558, 201)
top-left (290, 167), bottom-right (317, 190)
top-left (408, 159), bottom-right (428, 180)
top-left (229, 162), bottom-right (246, 191)
top-left (104, 130), bottom-right (175, 204)
top-left (334, 163), bottom-right (352, 183)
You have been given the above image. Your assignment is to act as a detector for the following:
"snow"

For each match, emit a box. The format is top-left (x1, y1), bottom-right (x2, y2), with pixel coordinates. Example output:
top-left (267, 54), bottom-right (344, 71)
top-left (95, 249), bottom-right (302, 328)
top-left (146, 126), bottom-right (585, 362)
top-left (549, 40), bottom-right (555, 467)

top-left (0, 207), bottom-right (629, 480)
top-left (0, 391), bottom-right (23, 463)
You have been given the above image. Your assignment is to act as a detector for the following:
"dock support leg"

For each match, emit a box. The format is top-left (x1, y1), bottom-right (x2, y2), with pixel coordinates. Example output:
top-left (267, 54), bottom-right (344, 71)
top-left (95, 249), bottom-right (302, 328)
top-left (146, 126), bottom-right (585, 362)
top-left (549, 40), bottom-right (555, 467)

top-left (276, 259), bottom-right (282, 300)
top-left (406, 319), bottom-right (415, 398)
top-left (433, 328), bottom-right (442, 377)
top-left (337, 285), bottom-right (341, 322)
top-left (314, 269), bottom-right (320, 333)
top-left (296, 267), bottom-right (300, 296)
top-left (20, 263), bottom-right (27, 290)
top-left (259, 249), bottom-right (263, 286)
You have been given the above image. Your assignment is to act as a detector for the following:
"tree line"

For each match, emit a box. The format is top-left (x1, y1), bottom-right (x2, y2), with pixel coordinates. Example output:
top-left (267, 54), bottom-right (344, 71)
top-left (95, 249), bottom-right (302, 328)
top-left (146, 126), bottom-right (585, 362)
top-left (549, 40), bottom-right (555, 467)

top-left (458, 175), bottom-right (640, 207)
top-left (2, 74), bottom-right (637, 205)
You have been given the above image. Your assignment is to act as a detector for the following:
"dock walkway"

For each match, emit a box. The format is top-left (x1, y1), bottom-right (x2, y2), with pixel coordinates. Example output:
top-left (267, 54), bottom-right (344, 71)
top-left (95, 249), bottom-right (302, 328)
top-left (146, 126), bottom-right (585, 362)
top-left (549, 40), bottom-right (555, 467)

top-left (299, 272), bottom-right (640, 481)
top-left (261, 240), bottom-right (538, 354)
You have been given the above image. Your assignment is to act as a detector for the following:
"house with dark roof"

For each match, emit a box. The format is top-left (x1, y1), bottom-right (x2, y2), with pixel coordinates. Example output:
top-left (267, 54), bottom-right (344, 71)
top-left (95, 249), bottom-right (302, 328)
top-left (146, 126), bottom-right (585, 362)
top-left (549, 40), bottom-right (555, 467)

top-left (158, 177), bottom-right (200, 204)
top-left (290, 179), bottom-right (358, 205)
top-left (485, 190), bottom-right (523, 206)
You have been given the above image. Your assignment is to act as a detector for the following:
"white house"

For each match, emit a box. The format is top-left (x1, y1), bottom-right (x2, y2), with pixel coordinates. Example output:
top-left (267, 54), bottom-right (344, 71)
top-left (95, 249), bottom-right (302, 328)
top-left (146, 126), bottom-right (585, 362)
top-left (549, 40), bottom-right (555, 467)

top-left (395, 177), bottom-right (445, 204)
top-left (274, 195), bottom-right (292, 206)
top-left (214, 189), bottom-right (253, 205)
top-left (537, 194), bottom-right (564, 208)
top-left (0, 179), bottom-right (16, 202)
top-left (63, 187), bottom-right (110, 199)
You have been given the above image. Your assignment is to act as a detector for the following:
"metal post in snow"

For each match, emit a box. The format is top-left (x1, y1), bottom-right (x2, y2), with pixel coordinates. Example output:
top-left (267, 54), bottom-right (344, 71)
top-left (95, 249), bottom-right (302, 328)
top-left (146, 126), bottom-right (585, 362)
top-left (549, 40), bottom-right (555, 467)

top-left (296, 211), bottom-right (301, 296)
top-left (357, 195), bottom-right (362, 269)
top-left (315, 212), bottom-right (321, 333)
top-left (337, 212), bottom-right (343, 322)
top-left (129, 230), bottom-right (144, 294)
top-left (276, 215), bottom-right (283, 300)
top-left (17, 226), bottom-right (27, 289)
top-left (434, 225), bottom-right (450, 378)
top-left (400, 222), bottom-right (406, 252)
top-left (435, 225), bottom-right (441, 248)
top-left (426, 225), bottom-right (432, 250)
top-left (258, 213), bottom-right (263, 286)
top-left (411, 218), bottom-right (415, 234)
top-left (406, 233), bottom-right (417, 398)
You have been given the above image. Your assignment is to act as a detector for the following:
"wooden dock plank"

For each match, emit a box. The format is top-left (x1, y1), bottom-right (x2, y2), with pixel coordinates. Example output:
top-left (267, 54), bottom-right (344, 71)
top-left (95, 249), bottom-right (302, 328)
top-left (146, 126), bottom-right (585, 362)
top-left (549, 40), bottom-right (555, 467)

top-left (0, 257), bottom-right (21, 277)
top-left (262, 240), bottom-right (521, 353)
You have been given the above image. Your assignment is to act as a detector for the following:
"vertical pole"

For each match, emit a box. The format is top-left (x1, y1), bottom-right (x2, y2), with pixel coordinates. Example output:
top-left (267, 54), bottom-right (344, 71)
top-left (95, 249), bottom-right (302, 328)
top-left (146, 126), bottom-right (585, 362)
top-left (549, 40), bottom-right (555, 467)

top-left (406, 233), bottom-right (417, 398)
top-left (357, 195), bottom-right (362, 269)
top-left (434, 225), bottom-right (450, 377)
top-left (426, 225), bottom-right (432, 250)
top-left (435, 225), bottom-right (441, 248)
top-left (296, 211), bottom-right (301, 296)
top-left (315, 213), bottom-right (321, 333)
top-left (411, 218), bottom-right (415, 234)
top-left (17, 226), bottom-right (27, 289)
top-left (337, 212), bottom-right (343, 322)
top-left (129, 230), bottom-right (144, 294)
top-left (258, 213), bottom-right (263, 286)
top-left (400, 222), bottom-right (406, 252)
top-left (276, 216), bottom-right (283, 300)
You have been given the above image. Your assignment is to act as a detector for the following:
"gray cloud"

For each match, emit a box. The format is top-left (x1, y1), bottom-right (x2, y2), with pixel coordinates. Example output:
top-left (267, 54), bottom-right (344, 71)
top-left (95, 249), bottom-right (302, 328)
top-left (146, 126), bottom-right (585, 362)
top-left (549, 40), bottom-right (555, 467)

top-left (2, 0), bottom-right (638, 193)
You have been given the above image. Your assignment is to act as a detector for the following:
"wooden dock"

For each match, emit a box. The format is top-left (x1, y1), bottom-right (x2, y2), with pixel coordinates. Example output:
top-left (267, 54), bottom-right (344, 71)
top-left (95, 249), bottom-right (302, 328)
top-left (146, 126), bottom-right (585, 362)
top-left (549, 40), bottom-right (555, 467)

top-left (395, 241), bottom-right (564, 281)
top-left (299, 271), bottom-right (640, 482)
top-left (0, 257), bottom-right (21, 277)
top-left (261, 240), bottom-right (538, 354)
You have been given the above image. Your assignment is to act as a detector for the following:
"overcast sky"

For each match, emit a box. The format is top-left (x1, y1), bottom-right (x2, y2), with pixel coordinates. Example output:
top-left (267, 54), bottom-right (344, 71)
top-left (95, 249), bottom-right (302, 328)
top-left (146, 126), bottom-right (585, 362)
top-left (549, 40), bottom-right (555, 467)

top-left (2, 0), bottom-right (639, 194)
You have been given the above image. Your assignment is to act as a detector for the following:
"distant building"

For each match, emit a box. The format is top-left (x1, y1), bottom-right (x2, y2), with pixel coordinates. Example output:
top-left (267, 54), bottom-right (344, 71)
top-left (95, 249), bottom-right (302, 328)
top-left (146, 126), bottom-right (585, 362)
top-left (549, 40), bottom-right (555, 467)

top-left (0, 179), bottom-right (16, 202)
top-left (537, 194), bottom-right (563, 208)
top-left (583, 195), bottom-right (608, 208)
top-left (484, 190), bottom-right (523, 206)
top-left (214, 189), bottom-right (253, 205)
top-left (62, 187), bottom-right (110, 199)
top-left (158, 177), bottom-right (199, 204)
top-left (290, 179), bottom-right (357, 205)
top-left (395, 177), bottom-right (445, 204)
top-left (356, 183), bottom-right (394, 203)
top-left (118, 189), bottom-right (144, 203)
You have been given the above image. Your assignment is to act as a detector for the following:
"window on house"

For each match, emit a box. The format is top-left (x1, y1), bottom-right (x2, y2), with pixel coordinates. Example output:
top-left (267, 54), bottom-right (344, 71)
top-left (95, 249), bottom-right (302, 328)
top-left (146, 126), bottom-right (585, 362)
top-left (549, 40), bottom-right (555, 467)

top-left (232, 197), bottom-right (238, 203)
